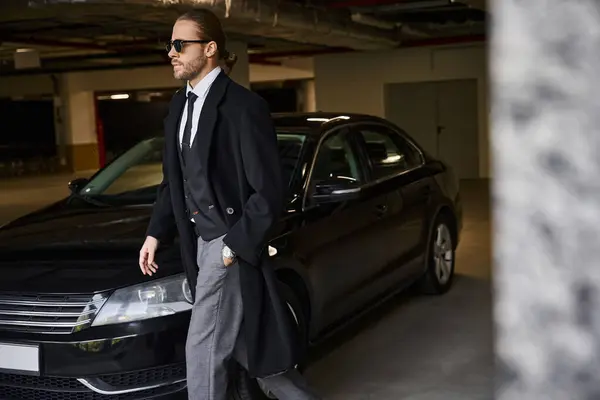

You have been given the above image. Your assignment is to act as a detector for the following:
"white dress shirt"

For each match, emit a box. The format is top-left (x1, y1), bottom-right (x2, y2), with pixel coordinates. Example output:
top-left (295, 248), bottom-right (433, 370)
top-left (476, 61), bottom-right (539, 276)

top-left (178, 66), bottom-right (222, 149)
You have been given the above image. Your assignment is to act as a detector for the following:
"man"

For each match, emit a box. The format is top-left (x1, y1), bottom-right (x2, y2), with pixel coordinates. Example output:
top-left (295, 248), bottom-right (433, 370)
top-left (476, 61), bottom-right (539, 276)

top-left (138, 8), bottom-right (321, 400)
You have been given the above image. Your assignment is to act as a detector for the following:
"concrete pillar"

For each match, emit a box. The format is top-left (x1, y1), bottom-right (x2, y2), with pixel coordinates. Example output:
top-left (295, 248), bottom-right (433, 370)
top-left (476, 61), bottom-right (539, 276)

top-left (55, 74), bottom-right (99, 172)
top-left (301, 79), bottom-right (316, 112)
top-left (491, 1), bottom-right (600, 398)
top-left (226, 40), bottom-right (249, 89)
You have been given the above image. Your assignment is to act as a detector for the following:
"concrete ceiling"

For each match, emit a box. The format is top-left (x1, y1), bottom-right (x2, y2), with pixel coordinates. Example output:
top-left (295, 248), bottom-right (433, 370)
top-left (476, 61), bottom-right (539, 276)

top-left (0, 0), bottom-right (486, 76)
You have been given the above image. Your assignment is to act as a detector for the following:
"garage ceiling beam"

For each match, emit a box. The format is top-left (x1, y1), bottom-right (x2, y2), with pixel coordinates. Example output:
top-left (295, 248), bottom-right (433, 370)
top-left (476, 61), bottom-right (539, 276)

top-left (24, 0), bottom-right (402, 50)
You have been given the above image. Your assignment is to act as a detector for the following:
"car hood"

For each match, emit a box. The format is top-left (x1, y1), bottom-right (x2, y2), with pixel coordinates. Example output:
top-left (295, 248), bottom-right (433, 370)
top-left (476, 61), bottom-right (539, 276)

top-left (0, 202), bottom-right (151, 249)
top-left (0, 201), bottom-right (184, 294)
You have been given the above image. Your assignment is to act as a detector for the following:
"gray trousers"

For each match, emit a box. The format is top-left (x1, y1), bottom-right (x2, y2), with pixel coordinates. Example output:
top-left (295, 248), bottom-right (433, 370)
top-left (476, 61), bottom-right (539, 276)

top-left (186, 234), bottom-right (321, 400)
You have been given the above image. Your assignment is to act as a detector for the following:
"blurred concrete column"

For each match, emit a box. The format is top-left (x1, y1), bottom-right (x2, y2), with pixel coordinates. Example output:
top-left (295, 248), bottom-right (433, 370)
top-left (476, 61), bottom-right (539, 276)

top-left (227, 40), bottom-right (249, 89)
top-left (491, 1), bottom-right (600, 399)
top-left (301, 79), bottom-right (316, 112)
top-left (54, 74), bottom-right (99, 172)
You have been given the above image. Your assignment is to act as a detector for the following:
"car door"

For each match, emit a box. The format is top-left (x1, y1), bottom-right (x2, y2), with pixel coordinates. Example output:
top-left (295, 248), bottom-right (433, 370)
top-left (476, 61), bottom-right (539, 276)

top-left (289, 126), bottom-right (393, 335)
top-left (352, 122), bottom-right (432, 291)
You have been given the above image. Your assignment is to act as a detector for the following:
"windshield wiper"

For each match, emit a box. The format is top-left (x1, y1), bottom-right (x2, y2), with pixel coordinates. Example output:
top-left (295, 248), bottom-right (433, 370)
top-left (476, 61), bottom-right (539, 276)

top-left (67, 191), bottom-right (112, 207)
top-left (110, 187), bottom-right (157, 199)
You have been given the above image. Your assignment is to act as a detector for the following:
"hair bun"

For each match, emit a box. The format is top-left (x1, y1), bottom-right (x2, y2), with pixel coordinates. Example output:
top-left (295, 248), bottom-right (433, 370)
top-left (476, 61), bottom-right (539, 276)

top-left (221, 49), bottom-right (237, 62)
top-left (223, 51), bottom-right (238, 74)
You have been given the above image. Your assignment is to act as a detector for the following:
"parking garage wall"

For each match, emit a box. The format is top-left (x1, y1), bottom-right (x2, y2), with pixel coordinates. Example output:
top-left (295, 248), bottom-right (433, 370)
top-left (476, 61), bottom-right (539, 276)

top-left (313, 43), bottom-right (490, 178)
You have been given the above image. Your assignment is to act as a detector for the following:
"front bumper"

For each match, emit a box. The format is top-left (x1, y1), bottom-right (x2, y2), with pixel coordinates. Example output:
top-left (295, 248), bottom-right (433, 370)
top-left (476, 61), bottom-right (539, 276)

top-left (0, 313), bottom-right (190, 399)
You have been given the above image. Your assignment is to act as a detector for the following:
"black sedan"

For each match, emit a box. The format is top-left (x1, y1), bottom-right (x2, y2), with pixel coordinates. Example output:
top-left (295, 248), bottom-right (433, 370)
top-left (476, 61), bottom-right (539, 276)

top-left (0, 112), bottom-right (462, 400)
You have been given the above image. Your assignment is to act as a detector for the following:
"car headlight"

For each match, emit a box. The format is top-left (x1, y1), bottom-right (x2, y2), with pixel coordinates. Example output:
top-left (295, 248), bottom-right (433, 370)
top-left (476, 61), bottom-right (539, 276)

top-left (92, 273), bottom-right (193, 327)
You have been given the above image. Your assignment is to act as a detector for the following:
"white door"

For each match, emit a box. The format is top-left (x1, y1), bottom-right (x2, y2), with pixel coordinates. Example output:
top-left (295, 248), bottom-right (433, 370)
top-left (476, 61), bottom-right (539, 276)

top-left (384, 79), bottom-right (479, 179)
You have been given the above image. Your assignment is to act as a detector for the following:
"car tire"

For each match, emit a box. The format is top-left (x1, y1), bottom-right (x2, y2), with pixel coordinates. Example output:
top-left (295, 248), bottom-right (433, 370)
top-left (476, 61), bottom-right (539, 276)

top-left (230, 283), bottom-right (308, 400)
top-left (419, 214), bottom-right (456, 295)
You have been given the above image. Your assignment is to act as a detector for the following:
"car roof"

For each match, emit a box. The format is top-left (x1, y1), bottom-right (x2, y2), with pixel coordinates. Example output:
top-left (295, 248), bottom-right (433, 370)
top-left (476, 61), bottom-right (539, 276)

top-left (272, 112), bottom-right (389, 138)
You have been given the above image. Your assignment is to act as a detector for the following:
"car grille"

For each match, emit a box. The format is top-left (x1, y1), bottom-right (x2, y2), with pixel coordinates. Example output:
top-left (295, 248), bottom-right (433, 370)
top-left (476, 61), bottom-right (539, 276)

top-left (0, 293), bottom-right (106, 334)
top-left (98, 364), bottom-right (186, 387)
top-left (0, 373), bottom-right (82, 391)
top-left (0, 364), bottom-right (186, 399)
top-left (0, 384), bottom-right (183, 400)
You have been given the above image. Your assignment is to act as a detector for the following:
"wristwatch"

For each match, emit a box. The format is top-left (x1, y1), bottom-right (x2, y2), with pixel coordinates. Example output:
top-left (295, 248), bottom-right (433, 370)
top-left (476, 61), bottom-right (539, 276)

top-left (222, 245), bottom-right (236, 260)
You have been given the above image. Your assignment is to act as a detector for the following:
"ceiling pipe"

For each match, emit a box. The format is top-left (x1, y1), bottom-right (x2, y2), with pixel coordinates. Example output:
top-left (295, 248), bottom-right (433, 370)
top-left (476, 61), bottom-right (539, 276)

top-left (250, 47), bottom-right (352, 62)
top-left (0, 42), bottom-right (339, 63)
top-left (0, 33), bottom-right (485, 77)
top-left (0, 33), bottom-right (484, 74)
top-left (401, 33), bottom-right (485, 46)
top-left (351, 13), bottom-right (398, 30)
top-left (249, 33), bottom-right (484, 60)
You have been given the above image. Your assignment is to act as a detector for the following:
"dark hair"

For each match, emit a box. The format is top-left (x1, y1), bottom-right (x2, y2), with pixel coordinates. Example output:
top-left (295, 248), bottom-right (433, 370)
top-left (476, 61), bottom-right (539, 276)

top-left (177, 9), bottom-right (238, 72)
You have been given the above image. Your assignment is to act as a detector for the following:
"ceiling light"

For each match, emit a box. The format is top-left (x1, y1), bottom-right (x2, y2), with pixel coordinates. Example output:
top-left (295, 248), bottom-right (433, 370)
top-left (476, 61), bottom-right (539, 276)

top-left (110, 94), bottom-right (130, 100)
top-left (307, 116), bottom-right (350, 123)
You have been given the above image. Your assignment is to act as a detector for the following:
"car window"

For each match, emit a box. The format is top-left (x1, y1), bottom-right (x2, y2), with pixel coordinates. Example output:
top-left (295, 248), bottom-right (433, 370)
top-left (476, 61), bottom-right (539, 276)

top-left (83, 137), bottom-right (164, 197)
top-left (80, 132), bottom-right (307, 202)
top-left (309, 129), bottom-right (362, 191)
top-left (356, 124), bottom-right (423, 181)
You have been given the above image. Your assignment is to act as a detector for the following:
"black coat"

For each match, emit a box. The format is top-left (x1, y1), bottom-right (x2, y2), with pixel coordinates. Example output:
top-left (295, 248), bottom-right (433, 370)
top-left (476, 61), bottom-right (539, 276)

top-left (146, 70), bottom-right (300, 378)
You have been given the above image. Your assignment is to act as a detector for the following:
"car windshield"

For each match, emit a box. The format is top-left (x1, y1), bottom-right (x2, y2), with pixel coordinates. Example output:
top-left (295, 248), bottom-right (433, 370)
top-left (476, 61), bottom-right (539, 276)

top-left (78, 131), bottom-right (307, 204)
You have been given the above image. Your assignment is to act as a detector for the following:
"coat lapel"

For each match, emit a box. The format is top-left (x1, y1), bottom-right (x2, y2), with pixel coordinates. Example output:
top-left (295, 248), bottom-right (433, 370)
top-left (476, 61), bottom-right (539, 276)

top-left (164, 88), bottom-right (187, 155)
top-left (197, 71), bottom-right (230, 172)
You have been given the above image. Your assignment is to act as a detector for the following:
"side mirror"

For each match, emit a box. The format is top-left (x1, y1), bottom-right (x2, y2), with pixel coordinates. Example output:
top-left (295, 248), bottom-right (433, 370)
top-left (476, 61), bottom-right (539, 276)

top-left (312, 178), bottom-right (361, 203)
top-left (68, 177), bottom-right (89, 193)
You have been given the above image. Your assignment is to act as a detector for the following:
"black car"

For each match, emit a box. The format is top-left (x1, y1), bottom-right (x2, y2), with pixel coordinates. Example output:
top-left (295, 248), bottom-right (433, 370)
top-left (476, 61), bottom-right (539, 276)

top-left (0, 112), bottom-right (462, 400)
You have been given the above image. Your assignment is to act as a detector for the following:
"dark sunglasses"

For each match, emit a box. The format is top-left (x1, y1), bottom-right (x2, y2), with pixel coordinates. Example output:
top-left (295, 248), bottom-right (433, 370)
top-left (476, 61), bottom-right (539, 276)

top-left (166, 39), bottom-right (211, 53)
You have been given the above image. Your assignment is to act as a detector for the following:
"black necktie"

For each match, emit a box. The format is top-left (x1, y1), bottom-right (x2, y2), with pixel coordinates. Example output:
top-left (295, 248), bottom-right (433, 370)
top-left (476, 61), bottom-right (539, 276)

top-left (181, 92), bottom-right (198, 163)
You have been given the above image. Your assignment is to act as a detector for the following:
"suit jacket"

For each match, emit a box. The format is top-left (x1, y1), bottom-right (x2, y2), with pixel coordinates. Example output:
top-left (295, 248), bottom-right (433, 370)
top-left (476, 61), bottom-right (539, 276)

top-left (146, 70), bottom-right (300, 378)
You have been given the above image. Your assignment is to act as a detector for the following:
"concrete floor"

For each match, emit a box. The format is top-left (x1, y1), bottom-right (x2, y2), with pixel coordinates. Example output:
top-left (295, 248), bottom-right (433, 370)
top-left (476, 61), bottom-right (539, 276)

top-left (0, 176), bottom-right (493, 399)
top-left (0, 172), bottom-right (88, 225)
top-left (305, 179), bottom-right (494, 400)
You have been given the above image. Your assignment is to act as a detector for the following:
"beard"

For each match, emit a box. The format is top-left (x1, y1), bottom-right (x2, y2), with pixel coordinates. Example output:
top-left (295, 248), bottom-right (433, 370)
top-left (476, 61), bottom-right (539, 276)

top-left (173, 55), bottom-right (206, 81)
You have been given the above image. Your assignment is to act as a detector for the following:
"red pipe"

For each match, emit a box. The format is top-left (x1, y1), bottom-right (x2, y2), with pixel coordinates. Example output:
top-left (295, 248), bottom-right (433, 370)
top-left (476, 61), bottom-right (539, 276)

top-left (94, 95), bottom-right (106, 168)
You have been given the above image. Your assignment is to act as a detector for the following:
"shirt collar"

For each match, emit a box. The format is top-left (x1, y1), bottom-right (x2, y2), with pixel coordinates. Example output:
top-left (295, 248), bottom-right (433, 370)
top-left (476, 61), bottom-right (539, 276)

top-left (186, 66), bottom-right (222, 99)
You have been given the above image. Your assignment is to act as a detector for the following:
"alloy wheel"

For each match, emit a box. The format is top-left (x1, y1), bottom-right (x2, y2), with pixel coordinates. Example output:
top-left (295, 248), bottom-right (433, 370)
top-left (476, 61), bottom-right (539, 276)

top-left (433, 224), bottom-right (453, 285)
